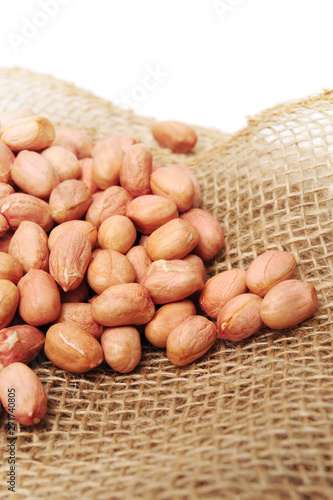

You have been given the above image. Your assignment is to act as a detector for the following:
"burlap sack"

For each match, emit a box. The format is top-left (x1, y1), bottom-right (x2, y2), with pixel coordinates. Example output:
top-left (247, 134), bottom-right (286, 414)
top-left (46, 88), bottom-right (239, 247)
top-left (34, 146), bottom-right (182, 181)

top-left (0, 68), bottom-right (332, 500)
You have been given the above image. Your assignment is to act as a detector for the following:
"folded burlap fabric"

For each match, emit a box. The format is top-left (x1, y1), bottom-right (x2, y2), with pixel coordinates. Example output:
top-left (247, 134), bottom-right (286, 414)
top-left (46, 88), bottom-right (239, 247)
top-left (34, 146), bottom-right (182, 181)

top-left (0, 68), bottom-right (332, 500)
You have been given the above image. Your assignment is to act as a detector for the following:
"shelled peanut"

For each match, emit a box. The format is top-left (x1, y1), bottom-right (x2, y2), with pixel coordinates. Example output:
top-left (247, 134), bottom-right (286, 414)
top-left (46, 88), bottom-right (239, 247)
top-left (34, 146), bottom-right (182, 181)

top-left (0, 108), bottom-right (319, 427)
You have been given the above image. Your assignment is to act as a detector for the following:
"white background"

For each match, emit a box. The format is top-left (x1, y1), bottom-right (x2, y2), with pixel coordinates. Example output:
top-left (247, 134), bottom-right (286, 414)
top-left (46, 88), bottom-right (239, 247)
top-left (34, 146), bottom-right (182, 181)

top-left (0, 0), bottom-right (333, 133)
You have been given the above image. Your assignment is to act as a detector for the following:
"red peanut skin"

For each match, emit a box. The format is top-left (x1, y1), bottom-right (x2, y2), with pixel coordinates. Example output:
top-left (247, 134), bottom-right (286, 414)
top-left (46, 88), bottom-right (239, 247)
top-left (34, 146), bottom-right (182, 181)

top-left (18, 269), bottom-right (61, 326)
top-left (0, 324), bottom-right (45, 367)
top-left (246, 250), bottom-right (297, 297)
top-left (199, 269), bottom-right (247, 319)
top-left (260, 279), bottom-right (319, 329)
top-left (217, 293), bottom-right (263, 342)
top-left (120, 144), bottom-right (152, 198)
top-left (166, 315), bottom-right (217, 366)
top-left (0, 362), bottom-right (47, 425)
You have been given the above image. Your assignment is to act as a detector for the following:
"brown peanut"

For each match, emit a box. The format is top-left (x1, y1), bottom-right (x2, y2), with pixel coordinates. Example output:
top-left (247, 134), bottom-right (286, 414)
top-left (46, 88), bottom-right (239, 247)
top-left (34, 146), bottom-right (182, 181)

top-left (17, 269), bottom-right (61, 326)
top-left (180, 208), bottom-right (225, 261)
top-left (200, 269), bottom-right (247, 319)
top-left (172, 164), bottom-right (202, 207)
top-left (246, 250), bottom-right (297, 297)
top-left (141, 259), bottom-right (204, 304)
top-left (0, 279), bottom-right (19, 329)
top-left (0, 362), bottom-right (47, 425)
top-left (151, 120), bottom-right (197, 153)
top-left (145, 299), bottom-right (196, 348)
top-left (125, 194), bottom-right (179, 234)
top-left (49, 230), bottom-right (91, 292)
top-left (98, 215), bottom-right (137, 253)
top-left (87, 248), bottom-right (136, 294)
top-left (260, 279), bottom-right (318, 329)
top-left (120, 143), bottom-right (152, 198)
top-left (48, 220), bottom-right (97, 251)
top-left (166, 315), bottom-right (216, 366)
top-left (0, 213), bottom-right (9, 237)
top-left (9, 221), bottom-right (49, 273)
top-left (79, 158), bottom-right (99, 194)
top-left (0, 183), bottom-right (15, 204)
top-left (11, 150), bottom-right (60, 199)
top-left (0, 140), bottom-right (15, 183)
top-left (0, 193), bottom-right (54, 232)
top-left (150, 166), bottom-right (195, 212)
top-left (0, 324), bottom-right (45, 368)
top-left (92, 142), bottom-right (124, 190)
top-left (182, 254), bottom-right (206, 286)
top-left (45, 321), bottom-right (103, 373)
top-left (91, 283), bottom-right (155, 327)
top-left (41, 145), bottom-right (81, 181)
top-left (101, 326), bottom-right (141, 373)
top-left (0, 251), bottom-right (23, 283)
top-left (146, 218), bottom-right (199, 261)
top-left (125, 245), bottom-right (152, 284)
top-left (49, 179), bottom-right (93, 224)
top-left (217, 293), bottom-right (263, 342)
top-left (85, 185), bottom-right (133, 229)
top-left (0, 115), bottom-right (55, 151)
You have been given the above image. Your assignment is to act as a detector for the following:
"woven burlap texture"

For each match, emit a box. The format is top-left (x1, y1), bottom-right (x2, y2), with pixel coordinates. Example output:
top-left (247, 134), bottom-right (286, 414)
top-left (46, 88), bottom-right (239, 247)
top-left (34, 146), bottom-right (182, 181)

top-left (0, 68), bottom-right (332, 500)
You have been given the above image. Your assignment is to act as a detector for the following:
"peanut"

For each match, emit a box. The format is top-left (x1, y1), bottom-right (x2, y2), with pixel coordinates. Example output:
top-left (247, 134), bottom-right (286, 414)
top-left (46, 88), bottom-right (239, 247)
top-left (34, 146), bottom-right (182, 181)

top-left (91, 283), bottom-right (155, 327)
top-left (260, 279), bottom-right (318, 329)
top-left (0, 193), bottom-right (54, 232)
top-left (200, 269), bottom-right (247, 319)
top-left (0, 115), bottom-right (55, 152)
top-left (150, 166), bottom-right (195, 212)
top-left (125, 245), bottom-right (152, 284)
top-left (79, 158), bottom-right (99, 194)
top-left (125, 194), bottom-right (179, 234)
top-left (45, 321), bottom-right (103, 373)
top-left (217, 293), bottom-right (263, 342)
top-left (17, 269), bottom-right (61, 326)
top-left (180, 208), bottom-right (225, 261)
top-left (246, 250), bottom-right (297, 297)
top-left (92, 142), bottom-right (124, 190)
top-left (87, 248), bottom-right (136, 294)
top-left (49, 230), bottom-right (91, 292)
top-left (0, 279), bottom-right (19, 329)
top-left (0, 324), bottom-right (45, 368)
top-left (98, 215), bottom-right (137, 253)
top-left (166, 315), bottom-right (216, 366)
top-left (8, 221), bottom-right (49, 273)
top-left (0, 140), bottom-right (15, 183)
top-left (48, 220), bottom-right (97, 251)
top-left (0, 252), bottom-right (23, 283)
top-left (0, 362), bottom-right (47, 425)
top-left (141, 259), bottom-right (204, 304)
top-left (101, 326), bottom-right (141, 373)
top-left (85, 185), bottom-right (133, 229)
top-left (11, 150), bottom-right (60, 199)
top-left (49, 179), bottom-right (93, 224)
top-left (151, 120), bottom-right (197, 153)
top-left (120, 143), bottom-right (152, 198)
top-left (145, 299), bottom-right (196, 348)
top-left (41, 145), bottom-right (81, 181)
top-left (146, 218), bottom-right (199, 261)
top-left (0, 213), bottom-right (9, 237)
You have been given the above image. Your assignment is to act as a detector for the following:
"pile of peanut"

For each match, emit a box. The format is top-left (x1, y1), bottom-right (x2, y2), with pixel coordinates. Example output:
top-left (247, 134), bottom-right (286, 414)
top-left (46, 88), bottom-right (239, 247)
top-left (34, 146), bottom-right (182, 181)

top-left (0, 109), bottom-right (318, 426)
